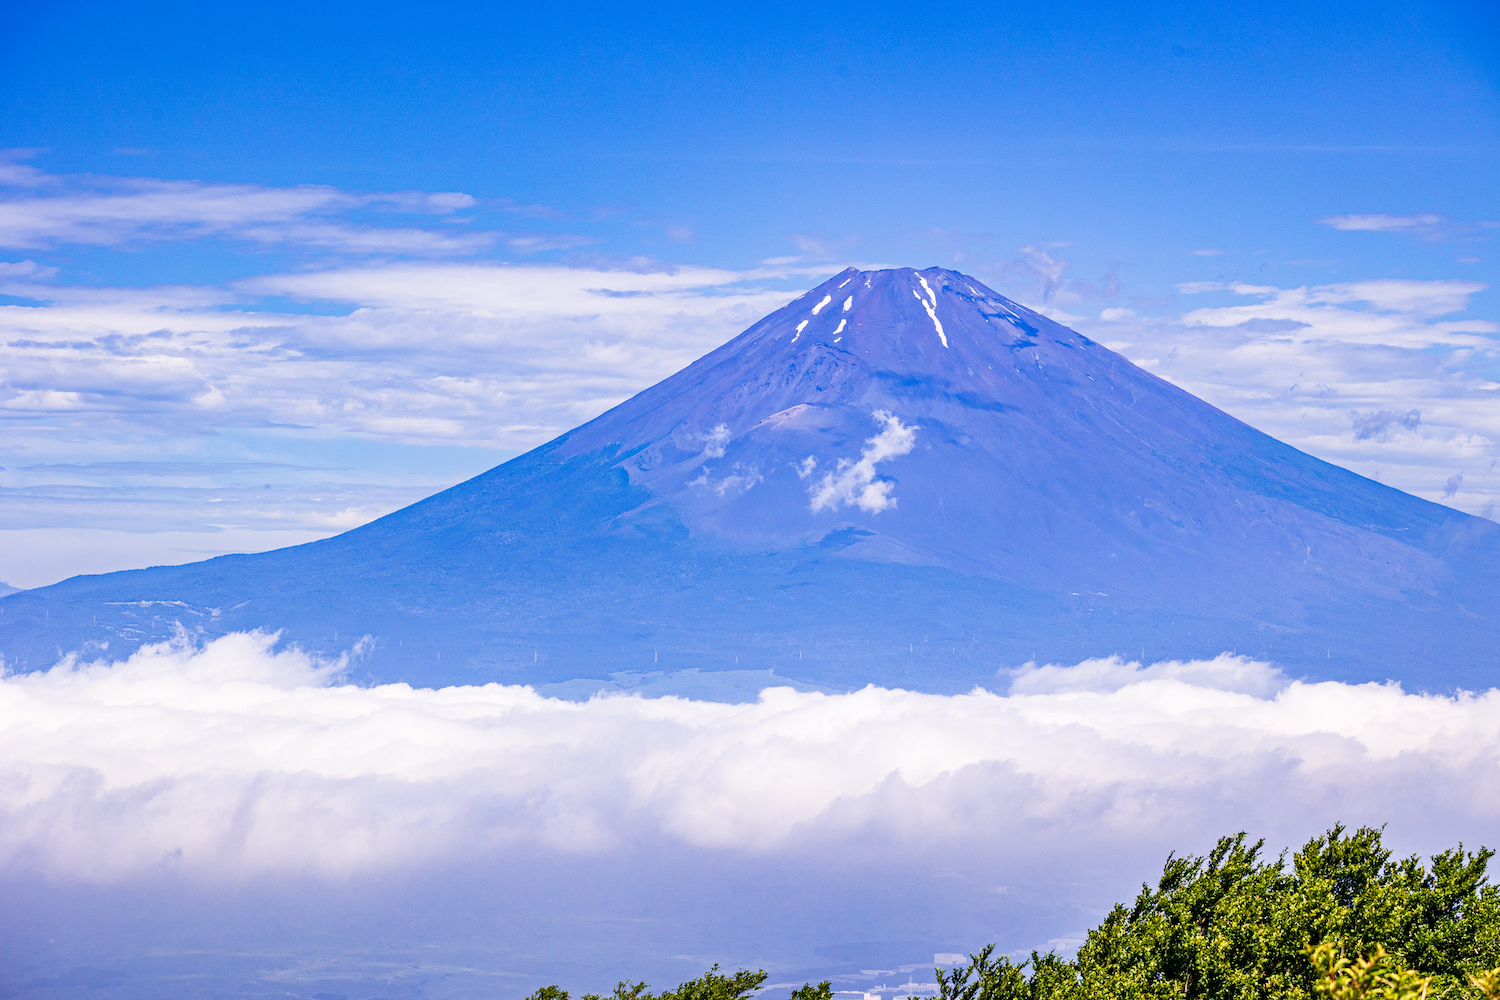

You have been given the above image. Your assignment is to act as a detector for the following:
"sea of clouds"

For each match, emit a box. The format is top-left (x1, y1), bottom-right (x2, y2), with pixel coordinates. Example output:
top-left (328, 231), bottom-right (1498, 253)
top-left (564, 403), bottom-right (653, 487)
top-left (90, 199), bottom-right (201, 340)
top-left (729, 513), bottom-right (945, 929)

top-left (5, 630), bottom-right (1499, 887)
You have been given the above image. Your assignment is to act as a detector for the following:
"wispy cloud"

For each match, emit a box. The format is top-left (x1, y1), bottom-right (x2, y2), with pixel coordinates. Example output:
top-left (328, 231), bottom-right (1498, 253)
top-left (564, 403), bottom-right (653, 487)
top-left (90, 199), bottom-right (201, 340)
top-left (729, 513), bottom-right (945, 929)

top-left (3, 631), bottom-right (1499, 884)
top-left (1317, 213), bottom-right (1499, 242)
top-left (1352, 409), bottom-right (1421, 442)
top-left (987, 243), bottom-right (1123, 305)
top-left (0, 179), bottom-right (483, 252)
top-left (0, 154), bottom-right (592, 256)
top-left (495, 197), bottom-right (566, 220)
top-left (786, 233), bottom-right (864, 261)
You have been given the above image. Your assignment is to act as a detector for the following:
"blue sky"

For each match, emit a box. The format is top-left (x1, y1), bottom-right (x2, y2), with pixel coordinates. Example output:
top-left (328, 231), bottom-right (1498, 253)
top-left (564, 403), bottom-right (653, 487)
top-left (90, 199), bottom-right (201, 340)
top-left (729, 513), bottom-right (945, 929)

top-left (7, 0), bottom-right (1497, 289)
top-left (11, 0), bottom-right (1500, 290)
top-left (1, 0), bottom-right (1498, 587)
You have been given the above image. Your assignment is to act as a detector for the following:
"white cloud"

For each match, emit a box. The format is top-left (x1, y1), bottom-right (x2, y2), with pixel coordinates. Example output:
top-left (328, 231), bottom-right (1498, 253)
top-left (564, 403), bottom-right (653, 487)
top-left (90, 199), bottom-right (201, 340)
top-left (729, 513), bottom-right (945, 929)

top-left (3, 631), bottom-right (1499, 885)
top-left (0, 157), bottom-right (599, 256)
top-left (1079, 278), bottom-right (1500, 519)
top-left (0, 263), bottom-right (806, 450)
top-left (0, 259), bottom-right (56, 279)
top-left (1320, 213), bottom-right (1446, 233)
top-left (0, 178), bottom-right (489, 253)
top-left (701, 424), bottom-right (731, 458)
top-left (0, 149), bottom-right (54, 188)
top-left (1317, 213), bottom-right (1499, 242)
top-left (1007, 653), bottom-right (1288, 697)
top-left (809, 410), bottom-right (918, 513)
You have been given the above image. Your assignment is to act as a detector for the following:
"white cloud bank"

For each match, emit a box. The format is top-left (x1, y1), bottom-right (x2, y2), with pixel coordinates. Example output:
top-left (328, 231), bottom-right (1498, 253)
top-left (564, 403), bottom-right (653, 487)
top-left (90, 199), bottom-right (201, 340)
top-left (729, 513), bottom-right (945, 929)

top-left (4, 631), bottom-right (1499, 884)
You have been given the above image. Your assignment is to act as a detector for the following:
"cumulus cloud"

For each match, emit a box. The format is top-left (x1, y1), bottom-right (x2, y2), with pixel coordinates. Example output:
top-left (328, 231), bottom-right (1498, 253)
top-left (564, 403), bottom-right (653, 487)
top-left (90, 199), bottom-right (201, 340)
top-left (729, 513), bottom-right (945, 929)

top-left (1079, 278), bottom-right (1500, 519)
top-left (3, 631), bottom-right (1500, 886)
top-left (809, 411), bottom-right (918, 513)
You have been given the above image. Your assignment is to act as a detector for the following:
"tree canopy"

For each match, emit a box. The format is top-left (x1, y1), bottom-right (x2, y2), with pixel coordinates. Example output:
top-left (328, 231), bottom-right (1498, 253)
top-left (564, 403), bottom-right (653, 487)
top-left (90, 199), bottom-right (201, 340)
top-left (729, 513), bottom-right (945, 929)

top-left (938, 824), bottom-right (1500, 1000)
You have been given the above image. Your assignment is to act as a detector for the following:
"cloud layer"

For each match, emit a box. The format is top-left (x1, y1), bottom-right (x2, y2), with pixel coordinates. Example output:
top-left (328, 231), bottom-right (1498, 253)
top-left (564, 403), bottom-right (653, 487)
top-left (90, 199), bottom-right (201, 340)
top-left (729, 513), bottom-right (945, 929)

top-left (4, 631), bottom-right (1500, 885)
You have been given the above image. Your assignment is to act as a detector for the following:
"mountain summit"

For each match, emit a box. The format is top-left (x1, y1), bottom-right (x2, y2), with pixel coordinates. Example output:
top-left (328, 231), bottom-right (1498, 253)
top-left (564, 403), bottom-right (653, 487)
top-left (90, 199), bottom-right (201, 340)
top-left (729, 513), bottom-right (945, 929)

top-left (4, 267), bottom-right (1497, 693)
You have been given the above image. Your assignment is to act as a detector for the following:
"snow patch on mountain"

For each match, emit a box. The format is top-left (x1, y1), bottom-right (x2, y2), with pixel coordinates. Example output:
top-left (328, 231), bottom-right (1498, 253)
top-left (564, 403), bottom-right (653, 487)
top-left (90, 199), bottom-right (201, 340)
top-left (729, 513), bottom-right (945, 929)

top-left (912, 283), bottom-right (948, 347)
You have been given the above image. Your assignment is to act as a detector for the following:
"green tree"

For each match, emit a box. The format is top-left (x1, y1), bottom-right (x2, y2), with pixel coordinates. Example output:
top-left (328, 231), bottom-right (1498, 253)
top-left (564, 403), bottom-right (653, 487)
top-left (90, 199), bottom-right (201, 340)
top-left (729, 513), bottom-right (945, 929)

top-left (936, 825), bottom-right (1500, 1000)
top-left (658, 964), bottom-right (769, 1000)
top-left (582, 983), bottom-right (656, 1000)
top-left (571, 964), bottom-right (781, 1000)
top-left (790, 981), bottom-right (834, 1000)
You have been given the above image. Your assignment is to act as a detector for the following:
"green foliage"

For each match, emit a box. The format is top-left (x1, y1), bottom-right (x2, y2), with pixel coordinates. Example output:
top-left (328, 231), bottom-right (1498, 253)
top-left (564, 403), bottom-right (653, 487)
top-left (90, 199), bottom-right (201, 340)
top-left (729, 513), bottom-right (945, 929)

top-left (659, 965), bottom-right (771, 1000)
top-left (1309, 943), bottom-right (1432, 1000)
top-left (935, 825), bottom-right (1500, 1000)
top-left (1472, 967), bottom-right (1500, 1000)
top-left (567, 964), bottom-right (781, 1000)
top-left (582, 983), bottom-right (655, 1000)
top-left (789, 981), bottom-right (834, 1000)
top-left (934, 944), bottom-right (1053, 1000)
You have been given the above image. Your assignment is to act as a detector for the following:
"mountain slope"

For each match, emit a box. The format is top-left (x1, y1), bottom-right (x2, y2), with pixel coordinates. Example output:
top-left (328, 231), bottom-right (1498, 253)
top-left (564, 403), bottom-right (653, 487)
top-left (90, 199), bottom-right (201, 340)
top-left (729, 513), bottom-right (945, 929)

top-left (3, 267), bottom-right (1496, 692)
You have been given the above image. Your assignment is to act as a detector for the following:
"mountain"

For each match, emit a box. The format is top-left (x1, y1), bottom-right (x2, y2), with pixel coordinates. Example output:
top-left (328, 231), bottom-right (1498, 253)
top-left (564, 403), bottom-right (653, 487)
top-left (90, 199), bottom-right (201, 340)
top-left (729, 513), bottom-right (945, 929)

top-left (2, 267), bottom-right (1497, 693)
